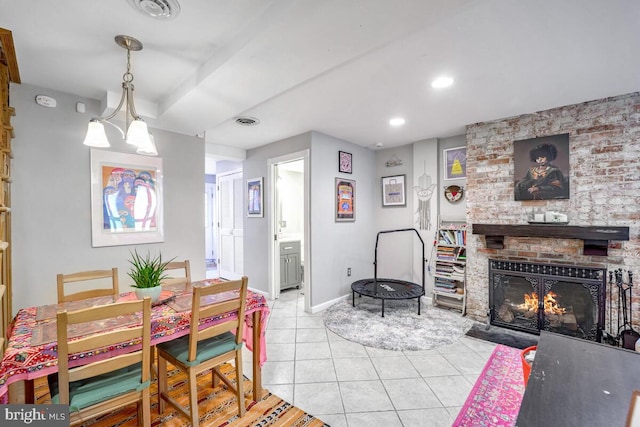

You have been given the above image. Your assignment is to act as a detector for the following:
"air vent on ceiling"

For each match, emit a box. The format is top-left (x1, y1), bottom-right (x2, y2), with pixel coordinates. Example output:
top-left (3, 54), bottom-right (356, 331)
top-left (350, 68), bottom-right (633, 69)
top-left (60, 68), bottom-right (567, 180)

top-left (128, 0), bottom-right (181, 20)
top-left (235, 116), bottom-right (260, 126)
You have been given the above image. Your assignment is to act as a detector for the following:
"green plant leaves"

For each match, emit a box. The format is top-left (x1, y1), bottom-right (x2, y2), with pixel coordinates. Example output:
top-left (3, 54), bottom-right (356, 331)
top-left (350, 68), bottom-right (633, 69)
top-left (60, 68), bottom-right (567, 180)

top-left (128, 249), bottom-right (175, 288)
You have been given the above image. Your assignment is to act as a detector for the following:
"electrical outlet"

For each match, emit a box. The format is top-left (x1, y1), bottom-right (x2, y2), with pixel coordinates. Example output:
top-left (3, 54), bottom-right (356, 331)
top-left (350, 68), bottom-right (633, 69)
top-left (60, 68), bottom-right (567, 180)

top-left (347, 268), bottom-right (352, 277)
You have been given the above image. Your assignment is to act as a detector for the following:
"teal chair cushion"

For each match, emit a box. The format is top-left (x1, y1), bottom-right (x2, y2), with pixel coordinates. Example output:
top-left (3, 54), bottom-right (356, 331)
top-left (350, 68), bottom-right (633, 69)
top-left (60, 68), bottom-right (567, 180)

top-left (49, 363), bottom-right (149, 413)
top-left (157, 331), bottom-right (242, 367)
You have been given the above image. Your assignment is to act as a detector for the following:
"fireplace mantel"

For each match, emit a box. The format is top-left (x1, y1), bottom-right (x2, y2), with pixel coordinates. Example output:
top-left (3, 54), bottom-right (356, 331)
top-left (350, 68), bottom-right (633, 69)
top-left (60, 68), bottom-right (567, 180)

top-left (472, 224), bottom-right (630, 256)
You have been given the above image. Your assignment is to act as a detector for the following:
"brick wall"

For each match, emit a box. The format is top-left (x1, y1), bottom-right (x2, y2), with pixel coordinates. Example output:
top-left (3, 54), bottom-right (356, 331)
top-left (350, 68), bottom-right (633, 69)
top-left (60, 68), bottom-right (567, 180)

top-left (465, 92), bottom-right (640, 333)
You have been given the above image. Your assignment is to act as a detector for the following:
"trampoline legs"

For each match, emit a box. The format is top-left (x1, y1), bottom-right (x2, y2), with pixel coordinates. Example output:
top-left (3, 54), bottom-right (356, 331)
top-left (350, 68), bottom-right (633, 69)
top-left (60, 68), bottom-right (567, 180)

top-left (352, 291), bottom-right (355, 307)
top-left (418, 297), bottom-right (421, 315)
top-left (381, 299), bottom-right (385, 317)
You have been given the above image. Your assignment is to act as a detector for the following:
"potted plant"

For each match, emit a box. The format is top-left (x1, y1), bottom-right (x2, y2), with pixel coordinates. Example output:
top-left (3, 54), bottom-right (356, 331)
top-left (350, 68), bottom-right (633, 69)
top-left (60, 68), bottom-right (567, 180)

top-left (128, 249), bottom-right (174, 302)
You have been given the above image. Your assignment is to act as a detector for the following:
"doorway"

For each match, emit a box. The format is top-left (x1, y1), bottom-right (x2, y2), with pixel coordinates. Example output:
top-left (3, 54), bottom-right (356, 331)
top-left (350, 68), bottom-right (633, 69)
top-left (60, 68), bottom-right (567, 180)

top-left (269, 150), bottom-right (310, 312)
top-left (204, 180), bottom-right (218, 278)
top-left (217, 170), bottom-right (244, 279)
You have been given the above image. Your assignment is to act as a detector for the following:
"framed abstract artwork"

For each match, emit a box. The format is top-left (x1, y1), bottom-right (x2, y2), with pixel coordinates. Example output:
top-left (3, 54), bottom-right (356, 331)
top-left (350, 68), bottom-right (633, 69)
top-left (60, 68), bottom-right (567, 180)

top-left (335, 178), bottom-right (355, 222)
top-left (339, 150), bottom-right (352, 174)
top-left (247, 177), bottom-right (264, 217)
top-left (381, 174), bottom-right (406, 207)
top-left (443, 146), bottom-right (467, 180)
top-left (90, 149), bottom-right (164, 247)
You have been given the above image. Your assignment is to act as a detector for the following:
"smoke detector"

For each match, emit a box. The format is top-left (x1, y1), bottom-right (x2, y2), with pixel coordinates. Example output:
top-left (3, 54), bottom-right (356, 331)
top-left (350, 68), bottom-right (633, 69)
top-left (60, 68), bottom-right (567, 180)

top-left (234, 116), bottom-right (260, 126)
top-left (128, 0), bottom-right (181, 20)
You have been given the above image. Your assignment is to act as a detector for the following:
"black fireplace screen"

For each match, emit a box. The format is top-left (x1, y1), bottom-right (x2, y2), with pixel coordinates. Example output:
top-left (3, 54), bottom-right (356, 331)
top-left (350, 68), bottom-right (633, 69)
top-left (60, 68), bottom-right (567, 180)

top-left (489, 260), bottom-right (606, 342)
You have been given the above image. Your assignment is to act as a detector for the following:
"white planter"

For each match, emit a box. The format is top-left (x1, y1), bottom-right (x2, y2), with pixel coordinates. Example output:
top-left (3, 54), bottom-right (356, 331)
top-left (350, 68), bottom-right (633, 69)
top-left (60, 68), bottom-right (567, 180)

top-left (134, 286), bottom-right (162, 303)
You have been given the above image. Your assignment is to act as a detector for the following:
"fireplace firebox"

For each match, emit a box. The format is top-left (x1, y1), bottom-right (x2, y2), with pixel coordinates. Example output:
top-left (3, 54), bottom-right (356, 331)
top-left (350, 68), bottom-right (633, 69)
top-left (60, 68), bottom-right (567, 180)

top-left (489, 260), bottom-right (606, 342)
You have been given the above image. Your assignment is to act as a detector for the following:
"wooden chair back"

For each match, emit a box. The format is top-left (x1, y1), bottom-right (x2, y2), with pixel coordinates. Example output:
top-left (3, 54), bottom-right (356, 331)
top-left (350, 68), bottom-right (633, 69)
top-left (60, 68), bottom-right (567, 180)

top-left (188, 276), bottom-right (247, 361)
top-left (55, 297), bottom-right (151, 426)
top-left (161, 260), bottom-right (191, 287)
top-left (156, 277), bottom-right (249, 424)
top-left (57, 268), bottom-right (119, 303)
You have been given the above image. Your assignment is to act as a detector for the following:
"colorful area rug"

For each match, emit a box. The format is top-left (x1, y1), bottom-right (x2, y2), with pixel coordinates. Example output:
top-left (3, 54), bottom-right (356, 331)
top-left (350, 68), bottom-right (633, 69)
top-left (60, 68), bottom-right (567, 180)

top-left (323, 298), bottom-right (474, 351)
top-left (34, 363), bottom-right (328, 427)
top-left (453, 344), bottom-right (525, 427)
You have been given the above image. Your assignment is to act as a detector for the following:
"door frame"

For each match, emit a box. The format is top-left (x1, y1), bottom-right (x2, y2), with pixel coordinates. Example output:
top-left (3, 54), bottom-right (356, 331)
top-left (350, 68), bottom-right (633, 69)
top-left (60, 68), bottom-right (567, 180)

top-left (268, 150), bottom-right (310, 312)
top-left (217, 169), bottom-right (243, 280)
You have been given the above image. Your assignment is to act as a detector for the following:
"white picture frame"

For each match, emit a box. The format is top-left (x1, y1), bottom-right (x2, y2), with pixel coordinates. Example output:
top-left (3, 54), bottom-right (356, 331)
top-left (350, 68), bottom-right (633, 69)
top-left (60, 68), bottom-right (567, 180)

top-left (90, 149), bottom-right (164, 247)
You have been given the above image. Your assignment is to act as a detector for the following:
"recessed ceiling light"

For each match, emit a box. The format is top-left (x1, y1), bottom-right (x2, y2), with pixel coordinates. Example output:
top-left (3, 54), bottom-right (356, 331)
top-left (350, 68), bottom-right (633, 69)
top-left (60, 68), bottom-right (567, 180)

top-left (431, 76), bottom-right (454, 89)
top-left (389, 117), bottom-right (405, 127)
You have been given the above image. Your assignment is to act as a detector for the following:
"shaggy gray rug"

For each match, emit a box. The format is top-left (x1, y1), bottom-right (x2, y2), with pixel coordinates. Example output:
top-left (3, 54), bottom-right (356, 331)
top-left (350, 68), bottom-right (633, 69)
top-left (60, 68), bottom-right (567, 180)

top-left (323, 298), bottom-right (474, 351)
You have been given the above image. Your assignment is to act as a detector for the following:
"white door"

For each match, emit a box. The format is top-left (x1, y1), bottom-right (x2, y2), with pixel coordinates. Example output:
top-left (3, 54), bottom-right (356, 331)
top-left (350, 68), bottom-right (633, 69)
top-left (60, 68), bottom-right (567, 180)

top-left (205, 182), bottom-right (217, 263)
top-left (217, 171), bottom-right (243, 279)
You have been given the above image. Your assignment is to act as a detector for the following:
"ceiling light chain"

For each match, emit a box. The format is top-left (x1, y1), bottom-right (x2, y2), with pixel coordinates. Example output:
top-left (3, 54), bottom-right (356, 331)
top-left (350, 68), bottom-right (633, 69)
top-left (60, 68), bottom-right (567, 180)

top-left (83, 35), bottom-right (157, 156)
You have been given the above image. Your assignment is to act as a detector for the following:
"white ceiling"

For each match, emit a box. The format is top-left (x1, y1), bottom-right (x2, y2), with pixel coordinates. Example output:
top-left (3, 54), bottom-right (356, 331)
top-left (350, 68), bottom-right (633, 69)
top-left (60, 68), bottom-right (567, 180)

top-left (2, 0), bottom-right (639, 152)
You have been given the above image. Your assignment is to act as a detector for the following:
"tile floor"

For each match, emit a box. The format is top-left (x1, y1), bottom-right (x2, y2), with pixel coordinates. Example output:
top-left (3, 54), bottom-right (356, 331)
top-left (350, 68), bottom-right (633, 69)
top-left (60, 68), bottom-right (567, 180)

top-left (242, 288), bottom-right (498, 427)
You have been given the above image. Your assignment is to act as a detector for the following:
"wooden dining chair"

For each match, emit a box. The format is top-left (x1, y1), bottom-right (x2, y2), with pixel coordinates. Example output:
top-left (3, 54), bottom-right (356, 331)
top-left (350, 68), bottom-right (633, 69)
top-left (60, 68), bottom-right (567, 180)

top-left (56, 268), bottom-right (119, 303)
top-left (161, 260), bottom-right (191, 287)
top-left (156, 276), bottom-right (248, 426)
top-left (49, 297), bottom-right (152, 427)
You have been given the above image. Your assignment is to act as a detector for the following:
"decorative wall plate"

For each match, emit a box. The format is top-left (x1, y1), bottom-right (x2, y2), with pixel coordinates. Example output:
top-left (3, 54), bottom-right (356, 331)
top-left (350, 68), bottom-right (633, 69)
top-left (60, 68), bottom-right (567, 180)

top-left (444, 185), bottom-right (464, 203)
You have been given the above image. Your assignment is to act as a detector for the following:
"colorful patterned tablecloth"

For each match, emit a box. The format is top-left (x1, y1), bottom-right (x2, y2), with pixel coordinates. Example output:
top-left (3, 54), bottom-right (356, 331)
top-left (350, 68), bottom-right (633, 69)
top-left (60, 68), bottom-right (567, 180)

top-left (0, 280), bottom-right (270, 400)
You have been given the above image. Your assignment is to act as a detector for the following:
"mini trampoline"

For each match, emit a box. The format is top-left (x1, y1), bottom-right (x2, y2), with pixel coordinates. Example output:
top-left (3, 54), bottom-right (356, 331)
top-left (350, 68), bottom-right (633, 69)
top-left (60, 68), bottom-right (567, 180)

top-left (351, 228), bottom-right (426, 317)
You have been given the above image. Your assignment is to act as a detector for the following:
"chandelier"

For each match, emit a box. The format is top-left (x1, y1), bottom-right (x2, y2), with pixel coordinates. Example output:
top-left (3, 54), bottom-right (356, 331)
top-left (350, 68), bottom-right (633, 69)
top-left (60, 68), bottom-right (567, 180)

top-left (83, 35), bottom-right (157, 155)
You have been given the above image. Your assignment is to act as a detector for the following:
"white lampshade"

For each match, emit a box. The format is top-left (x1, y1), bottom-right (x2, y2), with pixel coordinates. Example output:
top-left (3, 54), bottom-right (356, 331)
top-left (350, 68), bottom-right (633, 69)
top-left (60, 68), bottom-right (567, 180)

top-left (126, 118), bottom-right (152, 149)
top-left (136, 133), bottom-right (158, 156)
top-left (83, 120), bottom-right (110, 147)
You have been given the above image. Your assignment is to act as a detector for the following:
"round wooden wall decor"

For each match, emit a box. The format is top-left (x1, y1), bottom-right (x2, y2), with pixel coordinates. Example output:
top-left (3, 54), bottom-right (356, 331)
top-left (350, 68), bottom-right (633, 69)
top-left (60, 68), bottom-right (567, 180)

top-left (444, 185), bottom-right (464, 203)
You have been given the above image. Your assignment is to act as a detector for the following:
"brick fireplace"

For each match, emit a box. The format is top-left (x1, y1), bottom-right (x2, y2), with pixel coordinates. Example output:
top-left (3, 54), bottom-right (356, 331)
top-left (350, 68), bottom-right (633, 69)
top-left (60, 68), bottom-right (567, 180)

top-left (464, 92), bottom-right (640, 337)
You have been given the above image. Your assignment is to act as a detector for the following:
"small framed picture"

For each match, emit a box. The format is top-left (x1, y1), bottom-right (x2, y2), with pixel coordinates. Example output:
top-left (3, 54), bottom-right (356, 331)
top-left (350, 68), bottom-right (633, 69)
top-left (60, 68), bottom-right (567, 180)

top-left (247, 177), bottom-right (263, 217)
top-left (443, 146), bottom-right (467, 180)
top-left (335, 178), bottom-right (355, 222)
top-left (381, 174), bottom-right (406, 207)
top-left (339, 151), bottom-right (352, 174)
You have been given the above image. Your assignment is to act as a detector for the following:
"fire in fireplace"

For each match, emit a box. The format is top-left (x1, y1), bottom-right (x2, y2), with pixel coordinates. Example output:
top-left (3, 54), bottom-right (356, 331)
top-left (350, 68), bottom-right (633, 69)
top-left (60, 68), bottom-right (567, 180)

top-left (489, 260), bottom-right (606, 342)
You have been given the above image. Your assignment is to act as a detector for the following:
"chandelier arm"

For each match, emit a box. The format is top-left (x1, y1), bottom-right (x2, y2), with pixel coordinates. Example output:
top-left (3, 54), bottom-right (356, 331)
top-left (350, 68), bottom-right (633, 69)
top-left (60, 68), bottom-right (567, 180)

top-left (100, 119), bottom-right (126, 139)
top-left (99, 83), bottom-right (128, 123)
top-left (125, 83), bottom-right (141, 120)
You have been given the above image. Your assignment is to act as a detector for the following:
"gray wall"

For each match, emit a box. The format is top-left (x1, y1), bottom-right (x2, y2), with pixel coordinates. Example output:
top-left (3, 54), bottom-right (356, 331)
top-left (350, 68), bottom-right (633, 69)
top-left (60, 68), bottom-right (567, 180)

top-left (374, 144), bottom-right (415, 281)
top-left (308, 132), bottom-right (376, 306)
top-left (10, 83), bottom-right (205, 311)
top-left (243, 132), bottom-right (312, 294)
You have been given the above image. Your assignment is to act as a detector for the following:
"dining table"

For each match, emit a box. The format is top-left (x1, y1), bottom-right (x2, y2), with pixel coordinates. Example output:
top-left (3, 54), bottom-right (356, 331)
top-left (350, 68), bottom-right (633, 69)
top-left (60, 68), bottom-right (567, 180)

top-left (0, 279), bottom-right (270, 404)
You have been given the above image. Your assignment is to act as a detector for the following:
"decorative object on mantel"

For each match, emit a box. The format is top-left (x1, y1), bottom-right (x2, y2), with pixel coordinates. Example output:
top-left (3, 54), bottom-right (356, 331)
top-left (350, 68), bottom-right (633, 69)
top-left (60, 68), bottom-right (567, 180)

top-left (527, 208), bottom-right (568, 224)
top-left (444, 184), bottom-right (464, 203)
top-left (472, 223), bottom-right (630, 256)
top-left (385, 153), bottom-right (403, 167)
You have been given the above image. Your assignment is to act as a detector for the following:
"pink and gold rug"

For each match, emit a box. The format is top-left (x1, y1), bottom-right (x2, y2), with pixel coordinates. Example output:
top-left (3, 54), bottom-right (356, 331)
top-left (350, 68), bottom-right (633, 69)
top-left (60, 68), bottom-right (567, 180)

top-left (453, 344), bottom-right (525, 426)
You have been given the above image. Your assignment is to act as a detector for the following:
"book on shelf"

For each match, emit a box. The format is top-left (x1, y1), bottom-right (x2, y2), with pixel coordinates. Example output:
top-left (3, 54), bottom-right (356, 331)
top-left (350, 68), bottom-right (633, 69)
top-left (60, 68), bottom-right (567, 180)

top-left (434, 287), bottom-right (458, 294)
